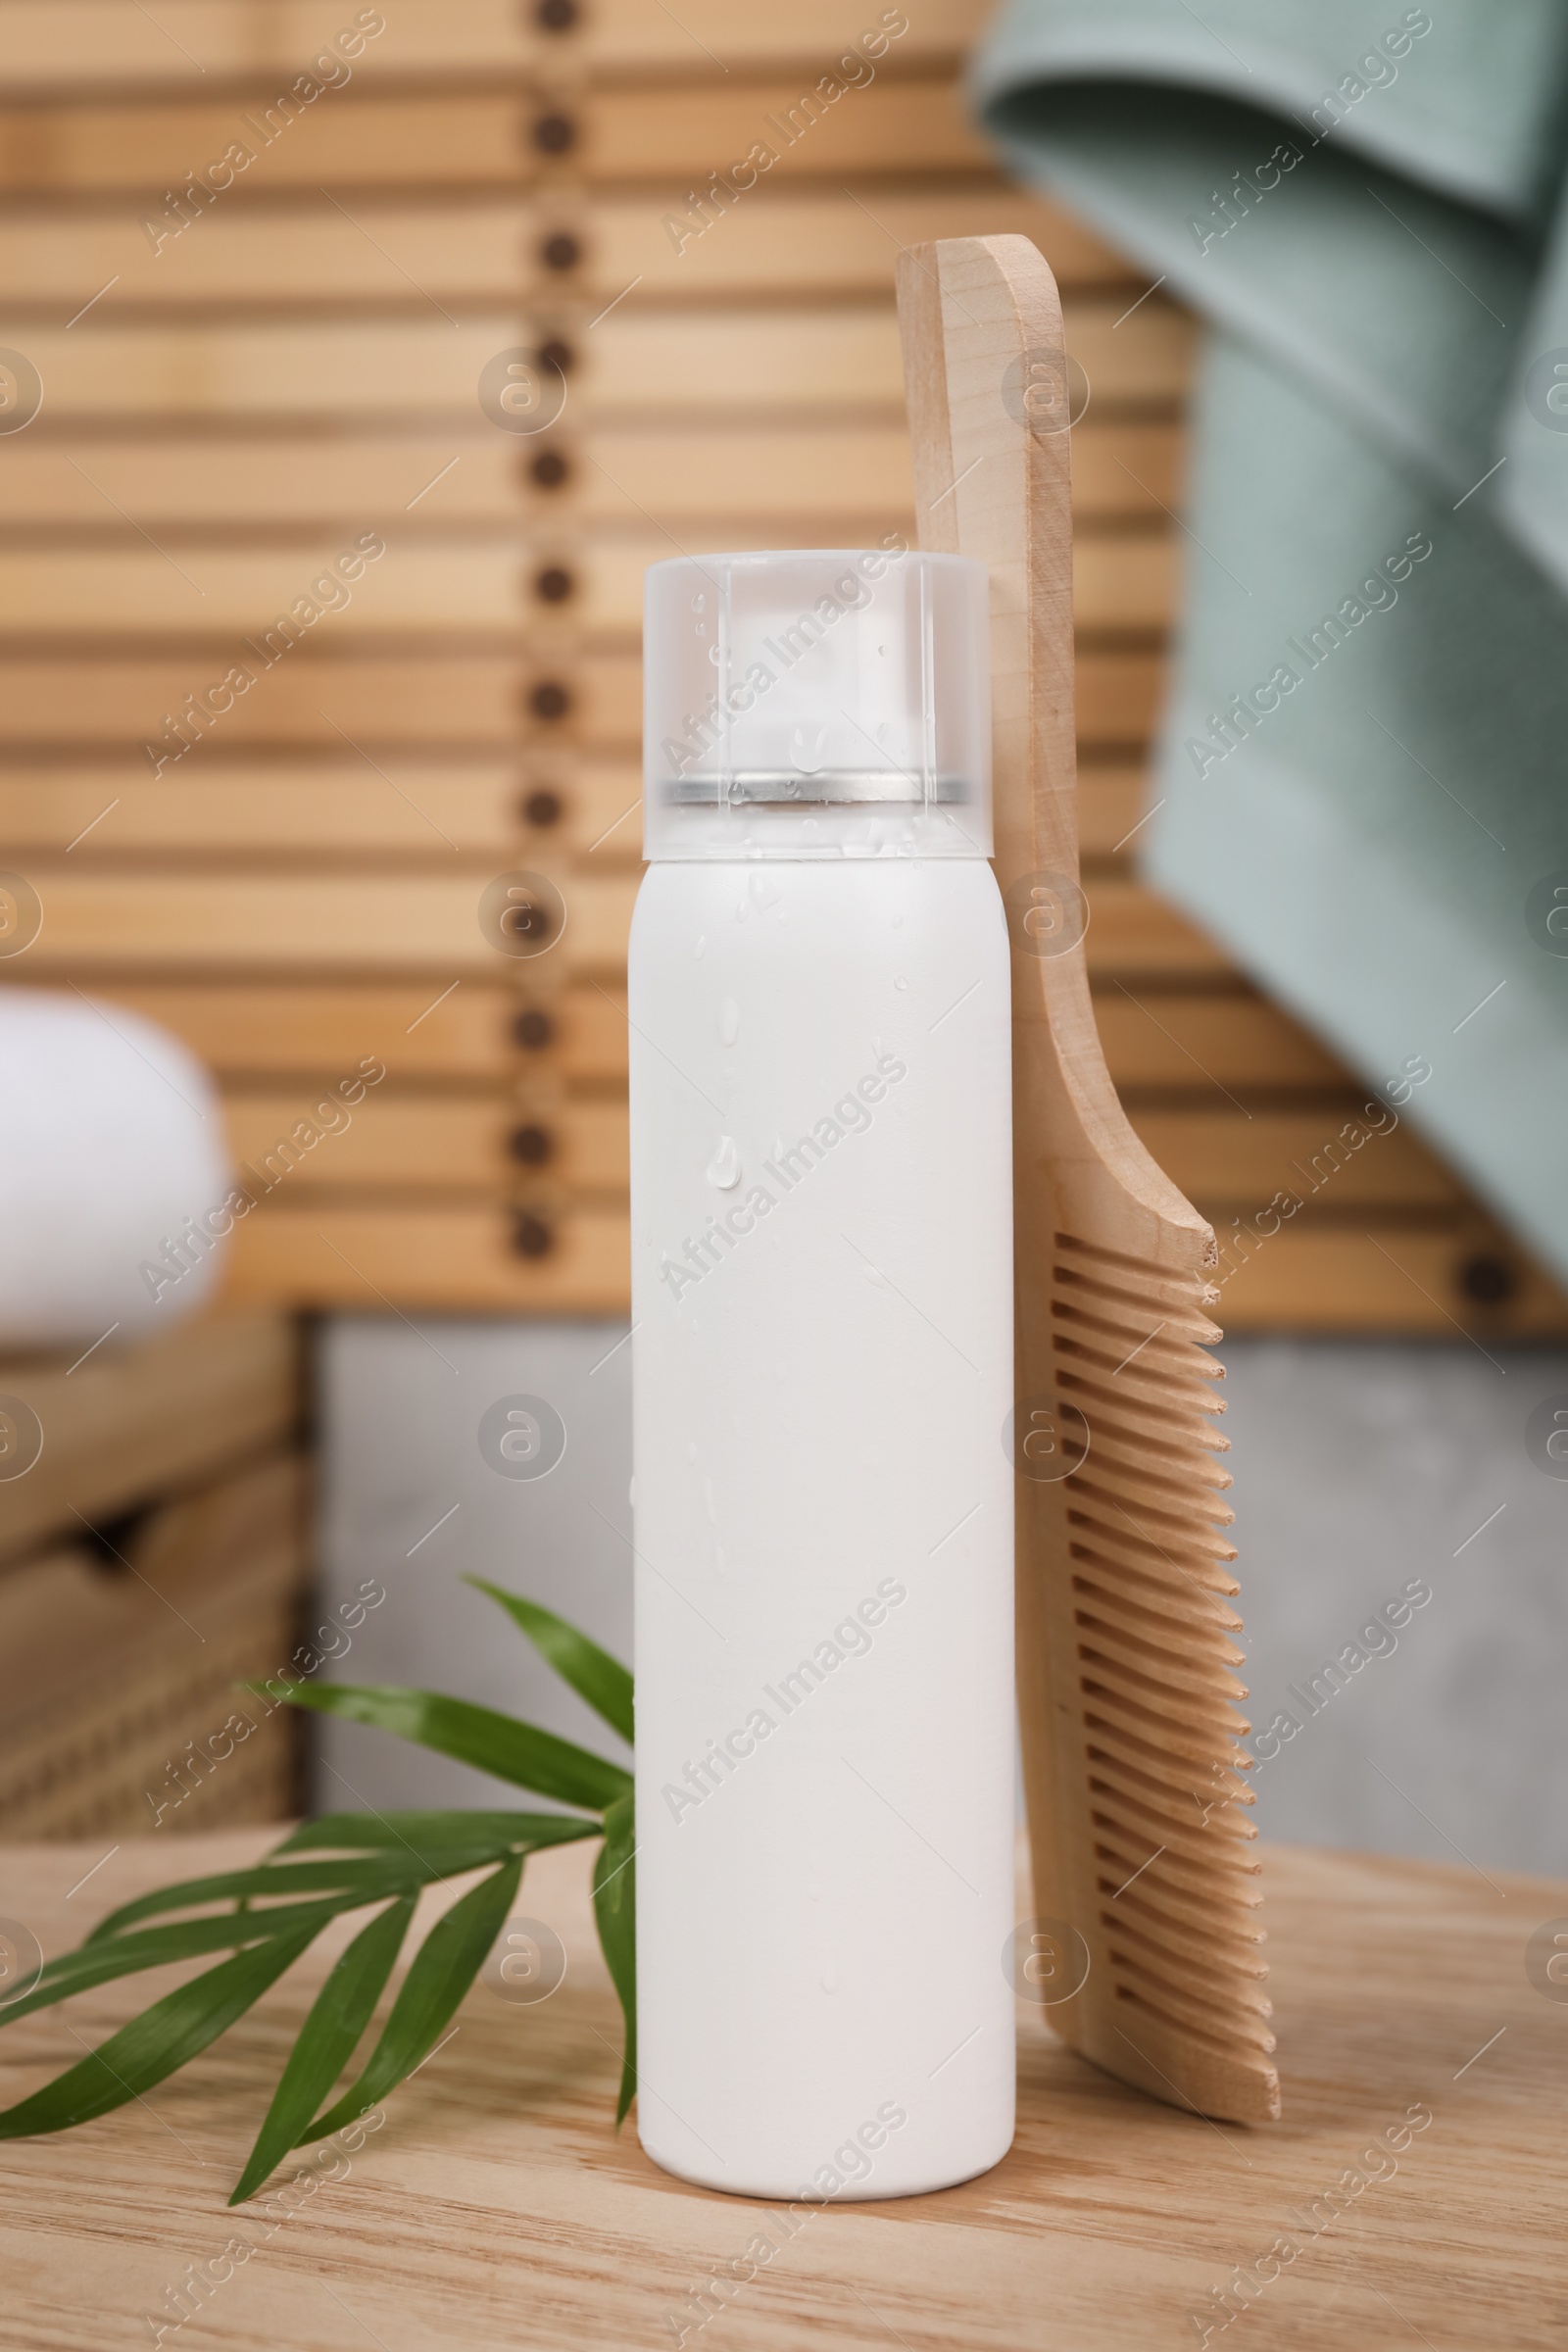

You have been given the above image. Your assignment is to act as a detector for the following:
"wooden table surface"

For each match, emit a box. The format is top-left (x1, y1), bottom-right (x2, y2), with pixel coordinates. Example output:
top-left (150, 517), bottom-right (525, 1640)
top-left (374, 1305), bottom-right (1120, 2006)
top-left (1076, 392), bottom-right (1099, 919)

top-left (1, 1831), bottom-right (1563, 2351)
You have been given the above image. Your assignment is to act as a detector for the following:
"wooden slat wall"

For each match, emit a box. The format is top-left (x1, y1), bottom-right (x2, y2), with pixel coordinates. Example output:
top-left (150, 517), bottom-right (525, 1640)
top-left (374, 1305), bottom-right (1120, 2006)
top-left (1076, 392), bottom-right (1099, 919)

top-left (0, 1), bottom-right (1558, 1335)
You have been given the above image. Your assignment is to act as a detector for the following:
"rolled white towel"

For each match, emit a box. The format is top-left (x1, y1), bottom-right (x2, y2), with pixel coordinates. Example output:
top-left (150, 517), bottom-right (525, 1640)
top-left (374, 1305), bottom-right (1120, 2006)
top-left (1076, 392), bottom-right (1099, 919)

top-left (0, 990), bottom-right (232, 1349)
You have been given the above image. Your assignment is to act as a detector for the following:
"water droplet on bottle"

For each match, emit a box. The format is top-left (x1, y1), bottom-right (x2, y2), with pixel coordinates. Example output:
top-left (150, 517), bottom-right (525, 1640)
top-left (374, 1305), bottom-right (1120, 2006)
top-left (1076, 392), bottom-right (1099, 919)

top-left (891, 912), bottom-right (904, 928)
top-left (703, 1476), bottom-right (718, 1526)
top-left (719, 997), bottom-right (740, 1046)
top-left (894, 976), bottom-right (909, 992)
top-left (706, 1135), bottom-right (741, 1190)
top-left (791, 724), bottom-right (830, 776)
top-left (694, 935), bottom-right (707, 959)
top-left (860, 1260), bottom-right (887, 1287)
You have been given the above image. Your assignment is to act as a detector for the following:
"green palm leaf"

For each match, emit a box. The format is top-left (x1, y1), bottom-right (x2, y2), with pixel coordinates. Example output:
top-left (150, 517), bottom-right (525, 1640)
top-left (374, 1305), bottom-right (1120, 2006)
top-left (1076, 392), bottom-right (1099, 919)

top-left (297, 1855), bottom-right (523, 2144)
top-left (593, 1791), bottom-right (637, 2127)
top-left (0, 1897), bottom-right (353, 2030)
top-left (87, 1856), bottom-right (428, 1944)
top-left (254, 1682), bottom-right (630, 1813)
top-left (0, 1925), bottom-right (318, 2138)
top-left (275, 1810), bottom-right (597, 1860)
top-left (465, 1579), bottom-right (635, 1746)
top-left (228, 1895), bottom-right (415, 2205)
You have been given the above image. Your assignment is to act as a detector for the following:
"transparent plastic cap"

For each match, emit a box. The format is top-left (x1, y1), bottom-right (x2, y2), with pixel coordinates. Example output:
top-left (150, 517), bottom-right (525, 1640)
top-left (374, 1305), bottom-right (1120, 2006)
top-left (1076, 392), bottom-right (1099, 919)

top-left (643, 548), bottom-right (991, 859)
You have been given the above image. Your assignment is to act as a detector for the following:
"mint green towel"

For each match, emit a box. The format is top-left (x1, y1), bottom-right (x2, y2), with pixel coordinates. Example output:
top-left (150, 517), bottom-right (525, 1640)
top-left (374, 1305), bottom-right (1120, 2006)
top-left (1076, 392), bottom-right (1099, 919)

top-left (974, 3), bottom-right (1568, 1285)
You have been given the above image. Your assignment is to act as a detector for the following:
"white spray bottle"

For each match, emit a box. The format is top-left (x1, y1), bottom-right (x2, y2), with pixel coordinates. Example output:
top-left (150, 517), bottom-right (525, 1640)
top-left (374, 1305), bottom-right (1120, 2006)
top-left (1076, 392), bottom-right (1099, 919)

top-left (629, 547), bottom-right (1014, 2198)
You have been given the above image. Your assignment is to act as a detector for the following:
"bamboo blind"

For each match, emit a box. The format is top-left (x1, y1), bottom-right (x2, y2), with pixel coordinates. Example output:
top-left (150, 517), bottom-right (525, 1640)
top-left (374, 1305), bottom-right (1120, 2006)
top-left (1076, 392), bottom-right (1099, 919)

top-left (0, 0), bottom-right (1559, 1334)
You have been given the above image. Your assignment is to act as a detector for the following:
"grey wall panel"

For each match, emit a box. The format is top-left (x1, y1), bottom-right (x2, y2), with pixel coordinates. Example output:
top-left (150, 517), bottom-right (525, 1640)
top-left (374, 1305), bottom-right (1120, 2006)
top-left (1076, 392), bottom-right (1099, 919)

top-left (313, 1317), bottom-right (632, 1814)
top-left (1223, 1339), bottom-right (1568, 1877)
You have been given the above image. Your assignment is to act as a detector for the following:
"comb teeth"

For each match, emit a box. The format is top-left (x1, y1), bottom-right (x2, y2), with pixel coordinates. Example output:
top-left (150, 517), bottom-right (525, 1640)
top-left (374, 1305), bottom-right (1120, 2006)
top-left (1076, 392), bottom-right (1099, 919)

top-left (1072, 1403), bottom-right (1234, 1492)
top-left (1107, 1870), bottom-right (1266, 1955)
top-left (1069, 1477), bottom-right (1242, 1574)
top-left (1055, 1229), bottom-right (1219, 1294)
top-left (1069, 1523), bottom-right (1239, 1596)
top-left (1082, 1691), bottom-right (1251, 1778)
top-left (1112, 1977), bottom-right (1278, 2063)
top-left (1106, 1936), bottom-right (1275, 2033)
top-left (1038, 1230), bottom-right (1274, 2112)
top-left (1073, 1568), bottom-right (1243, 1648)
top-left (1075, 1620), bottom-right (1246, 1705)
top-left (1050, 1312), bottom-right (1221, 1395)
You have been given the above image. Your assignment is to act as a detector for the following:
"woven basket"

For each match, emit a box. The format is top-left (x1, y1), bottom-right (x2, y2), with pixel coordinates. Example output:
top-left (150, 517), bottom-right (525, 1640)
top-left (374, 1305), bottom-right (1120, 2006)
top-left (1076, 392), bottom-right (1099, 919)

top-left (0, 1451), bottom-right (309, 1840)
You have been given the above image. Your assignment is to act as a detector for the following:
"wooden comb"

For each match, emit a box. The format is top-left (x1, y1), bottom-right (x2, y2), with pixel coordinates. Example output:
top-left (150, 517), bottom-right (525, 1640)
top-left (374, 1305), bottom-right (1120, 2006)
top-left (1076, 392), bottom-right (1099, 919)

top-left (897, 234), bottom-right (1280, 2125)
